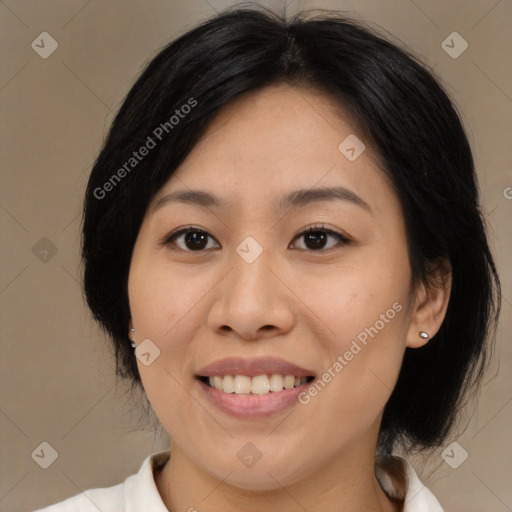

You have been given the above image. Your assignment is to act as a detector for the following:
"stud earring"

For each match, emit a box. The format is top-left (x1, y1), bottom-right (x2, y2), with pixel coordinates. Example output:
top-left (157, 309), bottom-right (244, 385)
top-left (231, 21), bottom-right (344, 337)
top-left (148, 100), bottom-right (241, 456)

top-left (130, 328), bottom-right (136, 348)
top-left (419, 331), bottom-right (429, 340)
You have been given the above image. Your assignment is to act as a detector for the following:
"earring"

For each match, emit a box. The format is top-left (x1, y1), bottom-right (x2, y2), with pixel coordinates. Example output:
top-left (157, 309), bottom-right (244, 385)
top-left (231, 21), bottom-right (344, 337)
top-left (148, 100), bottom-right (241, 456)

top-left (130, 328), bottom-right (136, 349)
top-left (419, 331), bottom-right (429, 340)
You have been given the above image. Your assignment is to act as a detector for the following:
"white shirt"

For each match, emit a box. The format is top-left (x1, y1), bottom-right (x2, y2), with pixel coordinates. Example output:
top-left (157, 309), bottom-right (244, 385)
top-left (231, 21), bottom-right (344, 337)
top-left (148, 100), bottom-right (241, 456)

top-left (33, 451), bottom-right (444, 511)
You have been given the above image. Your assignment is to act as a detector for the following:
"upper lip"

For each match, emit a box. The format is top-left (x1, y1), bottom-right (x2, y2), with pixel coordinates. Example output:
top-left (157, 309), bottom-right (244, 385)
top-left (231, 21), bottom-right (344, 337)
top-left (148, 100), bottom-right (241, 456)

top-left (196, 356), bottom-right (315, 378)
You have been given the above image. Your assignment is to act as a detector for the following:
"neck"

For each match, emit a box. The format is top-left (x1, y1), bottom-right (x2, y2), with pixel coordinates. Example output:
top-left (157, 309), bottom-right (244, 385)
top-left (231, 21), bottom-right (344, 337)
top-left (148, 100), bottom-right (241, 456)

top-left (155, 435), bottom-right (400, 512)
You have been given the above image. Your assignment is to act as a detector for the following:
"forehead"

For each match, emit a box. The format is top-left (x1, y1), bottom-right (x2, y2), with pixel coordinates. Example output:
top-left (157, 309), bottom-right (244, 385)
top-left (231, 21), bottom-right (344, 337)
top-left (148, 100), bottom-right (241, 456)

top-left (191, 84), bottom-right (358, 165)
top-left (151, 84), bottom-right (398, 217)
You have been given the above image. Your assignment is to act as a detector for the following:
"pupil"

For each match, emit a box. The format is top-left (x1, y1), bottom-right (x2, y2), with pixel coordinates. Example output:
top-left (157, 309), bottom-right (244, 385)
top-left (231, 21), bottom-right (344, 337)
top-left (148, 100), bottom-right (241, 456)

top-left (306, 231), bottom-right (326, 250)
top-left (183, 230), bottom-right (327, 251)
top-left (185, 231), bottom-right (207, 250)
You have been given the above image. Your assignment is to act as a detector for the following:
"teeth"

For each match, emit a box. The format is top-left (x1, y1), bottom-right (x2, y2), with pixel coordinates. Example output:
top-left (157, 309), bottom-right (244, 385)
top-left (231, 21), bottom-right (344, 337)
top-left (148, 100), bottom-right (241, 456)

top-left (222, 375), bottom-right (235, 394)
top-left (269, 374), bottom-right (283, 392)
top-left (251, 375), bottom-right (270, 395)
top-left (283, 375), bottom-right (295, 389)
top-left (205, 374), bottom-right (310, 394)
top-left (213, 375), bottom-right (223, 390)
top-left (234, 375), bottom-right (251, 394)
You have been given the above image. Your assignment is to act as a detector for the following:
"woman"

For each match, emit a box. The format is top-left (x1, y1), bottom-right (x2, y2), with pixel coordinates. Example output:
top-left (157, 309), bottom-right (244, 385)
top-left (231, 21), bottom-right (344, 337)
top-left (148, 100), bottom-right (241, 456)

top-left (36, 5), bottom-right (501, 512)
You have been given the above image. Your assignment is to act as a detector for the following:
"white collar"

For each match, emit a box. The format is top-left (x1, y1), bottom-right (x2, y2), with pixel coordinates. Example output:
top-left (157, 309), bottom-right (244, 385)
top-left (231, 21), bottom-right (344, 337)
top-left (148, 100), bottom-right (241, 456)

top-left (375, 454), bottom-right (444, 511)
top-left (124, 451), bottom-right (444, 511)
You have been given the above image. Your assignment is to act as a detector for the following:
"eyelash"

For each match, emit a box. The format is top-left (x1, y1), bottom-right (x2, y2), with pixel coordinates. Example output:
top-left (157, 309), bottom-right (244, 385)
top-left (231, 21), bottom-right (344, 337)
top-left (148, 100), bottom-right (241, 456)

top-left (161, 223), bottom-right (351, 253)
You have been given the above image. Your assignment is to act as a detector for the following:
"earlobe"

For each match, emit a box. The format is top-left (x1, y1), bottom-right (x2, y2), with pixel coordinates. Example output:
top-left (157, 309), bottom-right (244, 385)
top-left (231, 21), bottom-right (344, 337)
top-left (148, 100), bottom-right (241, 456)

top-left (406, 258), bottom-right (452, 348)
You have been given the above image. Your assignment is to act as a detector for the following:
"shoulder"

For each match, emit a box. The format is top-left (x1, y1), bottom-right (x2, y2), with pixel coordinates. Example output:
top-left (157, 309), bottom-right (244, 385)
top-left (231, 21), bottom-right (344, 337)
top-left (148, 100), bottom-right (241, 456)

top-left (32, 451), bottom-right (170, 512)
top-left (375, 454), bottom-right (444, 512)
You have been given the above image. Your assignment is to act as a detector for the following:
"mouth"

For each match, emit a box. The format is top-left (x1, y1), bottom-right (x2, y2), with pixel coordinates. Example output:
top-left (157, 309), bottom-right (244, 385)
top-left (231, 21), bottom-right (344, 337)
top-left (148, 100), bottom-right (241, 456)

top-left (194, 356), bottom-right (316, 418)
top-left (197, 374), bottom-right (315, 395)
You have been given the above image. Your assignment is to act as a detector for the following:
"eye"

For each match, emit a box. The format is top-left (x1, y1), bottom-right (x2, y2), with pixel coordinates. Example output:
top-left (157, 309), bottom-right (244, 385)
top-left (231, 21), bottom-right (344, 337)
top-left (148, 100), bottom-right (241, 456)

top-left (290, 224), bottom-right (351, 252)
top-left (162, 226), bottom-right (219, 252)
top-left (161, 224), bottom-right (351, 253)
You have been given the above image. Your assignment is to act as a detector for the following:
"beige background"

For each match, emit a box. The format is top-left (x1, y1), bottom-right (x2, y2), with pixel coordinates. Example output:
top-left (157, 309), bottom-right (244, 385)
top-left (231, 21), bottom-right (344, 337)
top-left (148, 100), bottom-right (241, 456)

top-left (1, 0), bottom-right (511, 511)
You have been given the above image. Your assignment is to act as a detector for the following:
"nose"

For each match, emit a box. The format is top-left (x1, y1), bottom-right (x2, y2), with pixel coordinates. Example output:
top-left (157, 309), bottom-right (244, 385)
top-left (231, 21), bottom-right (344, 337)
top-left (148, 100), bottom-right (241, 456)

top-left (207, 248), bottom-right (295, 341)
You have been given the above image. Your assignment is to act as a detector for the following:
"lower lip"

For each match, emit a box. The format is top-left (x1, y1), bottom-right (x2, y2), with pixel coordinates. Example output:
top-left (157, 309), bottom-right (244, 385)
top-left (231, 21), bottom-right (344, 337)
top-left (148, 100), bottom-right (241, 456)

top-left (197, 379), bottom-right (309, 419)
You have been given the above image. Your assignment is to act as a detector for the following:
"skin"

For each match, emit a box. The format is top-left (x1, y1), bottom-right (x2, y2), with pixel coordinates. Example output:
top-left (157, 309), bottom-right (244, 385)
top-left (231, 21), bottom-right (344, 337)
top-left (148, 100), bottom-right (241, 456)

top-left (127, 84), bottom-right (451, 512)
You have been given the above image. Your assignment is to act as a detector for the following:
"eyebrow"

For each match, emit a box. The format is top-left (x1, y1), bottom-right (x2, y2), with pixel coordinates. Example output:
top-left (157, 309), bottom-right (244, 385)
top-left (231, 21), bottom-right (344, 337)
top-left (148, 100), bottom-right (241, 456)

top-left (152, 186), bottom-right (371, 213)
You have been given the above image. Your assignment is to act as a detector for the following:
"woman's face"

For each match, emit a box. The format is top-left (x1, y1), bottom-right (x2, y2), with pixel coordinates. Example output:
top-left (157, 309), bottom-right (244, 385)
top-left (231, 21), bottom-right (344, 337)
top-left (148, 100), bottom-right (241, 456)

top-left (128, 84), bottom-right (422, 490)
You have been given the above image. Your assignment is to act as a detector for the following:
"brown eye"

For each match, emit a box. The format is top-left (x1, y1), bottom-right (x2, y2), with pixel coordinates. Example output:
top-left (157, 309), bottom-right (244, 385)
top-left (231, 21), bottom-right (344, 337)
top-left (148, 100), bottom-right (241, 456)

top-left (164, 228), bottom-right (219, 251)
top-left (162, 224), bottom-right (350, 253)
top-left (291, 225), bottom-right (351, 251)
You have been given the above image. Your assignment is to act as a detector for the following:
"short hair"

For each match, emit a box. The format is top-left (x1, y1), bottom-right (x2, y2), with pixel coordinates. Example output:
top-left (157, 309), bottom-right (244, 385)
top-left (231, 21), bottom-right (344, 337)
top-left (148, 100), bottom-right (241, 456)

top-left (81, 5), bottom-right (501, 453)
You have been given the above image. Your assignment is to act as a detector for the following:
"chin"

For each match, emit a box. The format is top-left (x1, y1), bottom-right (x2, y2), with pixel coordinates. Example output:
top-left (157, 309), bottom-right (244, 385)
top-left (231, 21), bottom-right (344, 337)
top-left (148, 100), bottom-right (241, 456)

top-left (202, 456), bottom-right (309, 492)
top-left (221, 468), bottom-right (299, 492)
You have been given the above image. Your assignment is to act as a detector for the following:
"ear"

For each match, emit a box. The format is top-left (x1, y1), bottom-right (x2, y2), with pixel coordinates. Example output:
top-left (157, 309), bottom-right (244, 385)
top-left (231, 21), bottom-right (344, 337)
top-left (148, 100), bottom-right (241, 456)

top-left (128, 319), bottom-right (134, 338)
top-left (407, 258), bottom-right (452, 348)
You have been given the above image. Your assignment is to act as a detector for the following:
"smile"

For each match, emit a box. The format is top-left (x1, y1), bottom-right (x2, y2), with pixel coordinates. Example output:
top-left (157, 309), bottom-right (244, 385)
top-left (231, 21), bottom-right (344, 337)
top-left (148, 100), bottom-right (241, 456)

top-left (195, 356), bottom-right (316, 418)
top-left (199, 374), bottom-right (315, 395)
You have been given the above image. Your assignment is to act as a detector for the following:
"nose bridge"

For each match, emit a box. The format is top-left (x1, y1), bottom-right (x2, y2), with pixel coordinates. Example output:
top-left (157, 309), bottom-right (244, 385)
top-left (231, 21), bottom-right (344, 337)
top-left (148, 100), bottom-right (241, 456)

top-left (208, 235), bottom-right (294, 339)
top-left (229, 237), bottom-right (276, 309)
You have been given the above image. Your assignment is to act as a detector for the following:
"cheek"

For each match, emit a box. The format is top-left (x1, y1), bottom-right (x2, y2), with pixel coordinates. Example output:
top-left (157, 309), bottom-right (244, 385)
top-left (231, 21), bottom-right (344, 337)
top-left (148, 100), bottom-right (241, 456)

top-left (295, 246), bottom-right (411, 423)
top-left (128, 254), bottom-right (200, 341)
top-left (295, 249), bottom-right (411, 351)
top-left (129, 258), bottom-right (170, 325)
top-left (128, 255), bottom-right (189, 399)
